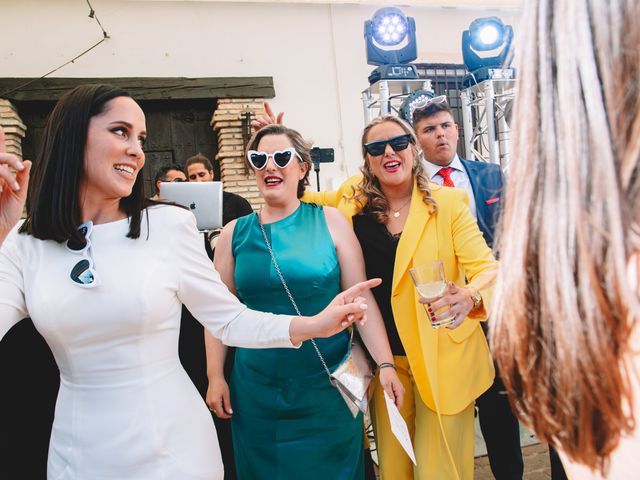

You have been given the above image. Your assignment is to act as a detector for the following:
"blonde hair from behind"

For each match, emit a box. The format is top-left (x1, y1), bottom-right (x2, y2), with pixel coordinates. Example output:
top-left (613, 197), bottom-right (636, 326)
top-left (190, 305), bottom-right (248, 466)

top-left (491, 0), bottom-right (640, 474)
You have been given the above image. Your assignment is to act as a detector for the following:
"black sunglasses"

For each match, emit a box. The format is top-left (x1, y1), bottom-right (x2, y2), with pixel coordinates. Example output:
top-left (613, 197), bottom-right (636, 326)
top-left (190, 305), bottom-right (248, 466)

top-left (246, 147), bottom-right (300, 170)
top-left (66, 221), bottom-right (99, 288)
top-left (363, 134), bottom-right (412, 157)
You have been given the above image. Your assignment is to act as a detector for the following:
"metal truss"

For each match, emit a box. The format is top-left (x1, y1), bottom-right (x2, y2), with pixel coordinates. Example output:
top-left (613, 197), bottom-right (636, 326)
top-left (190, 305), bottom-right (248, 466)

top-left (460, 78), bottom-right (515, 169)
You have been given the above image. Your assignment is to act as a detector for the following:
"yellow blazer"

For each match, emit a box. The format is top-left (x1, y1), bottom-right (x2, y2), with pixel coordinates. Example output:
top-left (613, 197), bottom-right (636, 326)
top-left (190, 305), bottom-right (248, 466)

top-left (304, 175), bottom-right (496, 415)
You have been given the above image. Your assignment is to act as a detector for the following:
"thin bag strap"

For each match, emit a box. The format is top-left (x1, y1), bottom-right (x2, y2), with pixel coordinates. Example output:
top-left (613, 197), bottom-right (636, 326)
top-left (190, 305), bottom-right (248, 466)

top-left (257, 212), bottom-right (343, 381)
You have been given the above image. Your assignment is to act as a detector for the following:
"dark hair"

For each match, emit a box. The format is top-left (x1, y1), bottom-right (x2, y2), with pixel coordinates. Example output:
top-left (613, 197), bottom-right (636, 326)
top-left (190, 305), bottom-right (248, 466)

top-left (246, 124), bottom-right (312, 198)
top-left (412, 100), bottom-right (454, 126)
top-left (153, 163), bottom-right (185, 192)
top-left (19, 84), bottom-right (157, 244)
top-left (185, 153), bottom-right (213, 173)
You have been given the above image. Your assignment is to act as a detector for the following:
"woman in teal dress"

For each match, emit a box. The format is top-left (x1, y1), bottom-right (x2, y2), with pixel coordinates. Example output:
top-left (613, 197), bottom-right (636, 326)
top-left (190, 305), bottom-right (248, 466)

top-left (205, 124), bottom-right (404, 479)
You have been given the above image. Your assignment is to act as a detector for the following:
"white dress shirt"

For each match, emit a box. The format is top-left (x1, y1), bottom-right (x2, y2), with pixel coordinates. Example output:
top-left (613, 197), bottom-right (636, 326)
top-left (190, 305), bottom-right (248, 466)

top-left (423, 154), bottom-right (477, 218)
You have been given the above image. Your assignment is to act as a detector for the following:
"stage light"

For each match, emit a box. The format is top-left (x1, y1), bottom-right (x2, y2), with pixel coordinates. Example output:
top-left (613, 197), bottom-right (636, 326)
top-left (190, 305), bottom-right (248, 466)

top-left (365, 7), bottom-right (417, 67)
top-left (470, 17), bottom-right (505, 51)
top-left (462, 16), bottom-right (514, 81)
top-left (364, 7), bottom-right (418, 84)
top-left (399, 89), bottom-right (443, 126)
top-left (372, 10), bottom-right (407, 47)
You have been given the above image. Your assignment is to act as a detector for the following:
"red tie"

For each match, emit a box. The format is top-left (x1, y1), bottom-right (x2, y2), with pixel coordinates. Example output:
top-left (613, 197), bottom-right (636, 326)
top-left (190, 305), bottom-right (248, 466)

top-left (438, 167), bottom-right (455, 187)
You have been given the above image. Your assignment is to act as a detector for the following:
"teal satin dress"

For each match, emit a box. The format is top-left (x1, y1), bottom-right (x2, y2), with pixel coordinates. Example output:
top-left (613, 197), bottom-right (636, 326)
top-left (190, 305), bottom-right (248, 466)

top-left (230, 203), bottom-right (364, 480)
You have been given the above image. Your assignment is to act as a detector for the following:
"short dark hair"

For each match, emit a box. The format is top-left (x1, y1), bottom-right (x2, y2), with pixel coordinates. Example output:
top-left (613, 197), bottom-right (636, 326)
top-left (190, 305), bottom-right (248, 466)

top-left (154, 163), bottom-right (185, 191)
top-left (185, 153), bottom-right (213, 173)
top-left (19, 84), bottom-right (157, 244)
top-left (412, 100), bottom-right (454, 127)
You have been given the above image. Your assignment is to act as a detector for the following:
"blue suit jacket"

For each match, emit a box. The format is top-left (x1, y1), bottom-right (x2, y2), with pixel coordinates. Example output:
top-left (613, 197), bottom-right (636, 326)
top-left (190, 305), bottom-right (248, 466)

top-left (460, 159), bottom-right (504, 249)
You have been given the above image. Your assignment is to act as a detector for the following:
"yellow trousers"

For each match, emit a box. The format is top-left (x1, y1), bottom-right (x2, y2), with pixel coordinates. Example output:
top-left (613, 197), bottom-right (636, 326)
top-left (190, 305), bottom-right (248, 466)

top-left (371, 356), bottom-right (475, 480)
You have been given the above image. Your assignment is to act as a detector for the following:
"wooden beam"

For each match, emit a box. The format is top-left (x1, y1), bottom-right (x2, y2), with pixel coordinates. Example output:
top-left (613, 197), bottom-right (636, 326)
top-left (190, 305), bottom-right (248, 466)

top-left (0, 77), bottom-right (275, 102)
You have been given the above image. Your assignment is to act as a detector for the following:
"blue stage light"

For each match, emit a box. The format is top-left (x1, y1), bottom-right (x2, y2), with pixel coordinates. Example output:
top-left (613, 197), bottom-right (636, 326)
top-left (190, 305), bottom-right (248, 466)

top-left (462, 16), bottom-right (514, 74)
top-left (372, 9), bottom-right (408, 46)
top-left (399, 90), bottom-right (443, 126)
top-left (469, 17), bottom-right (506, 51)
top-left (365, 7), bottom-right (417, 67)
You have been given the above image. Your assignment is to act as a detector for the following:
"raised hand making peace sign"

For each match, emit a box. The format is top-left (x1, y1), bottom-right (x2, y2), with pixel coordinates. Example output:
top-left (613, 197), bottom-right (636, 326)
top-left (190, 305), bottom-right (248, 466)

top-left (250, 101), bottom-right (284, 132)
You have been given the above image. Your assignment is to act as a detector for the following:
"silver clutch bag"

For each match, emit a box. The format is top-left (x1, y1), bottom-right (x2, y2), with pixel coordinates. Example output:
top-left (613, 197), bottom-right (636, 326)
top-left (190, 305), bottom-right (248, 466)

top-left (330, 331), bottom-right (375, 417)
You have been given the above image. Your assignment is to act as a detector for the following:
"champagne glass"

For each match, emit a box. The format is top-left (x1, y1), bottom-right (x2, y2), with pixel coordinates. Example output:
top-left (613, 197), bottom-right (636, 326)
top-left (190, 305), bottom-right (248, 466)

top-left (409, 260), bottom-right (455, 328)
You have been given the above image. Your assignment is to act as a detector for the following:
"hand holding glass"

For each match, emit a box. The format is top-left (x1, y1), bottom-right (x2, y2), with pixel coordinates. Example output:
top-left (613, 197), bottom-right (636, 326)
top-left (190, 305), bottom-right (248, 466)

top-left (409, 260), bottom-right (455, 328)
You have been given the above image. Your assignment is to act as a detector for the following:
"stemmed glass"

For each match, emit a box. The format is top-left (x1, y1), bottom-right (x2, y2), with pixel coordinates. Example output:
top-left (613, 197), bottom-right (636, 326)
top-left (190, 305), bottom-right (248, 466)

top-left (409, 260), bottom-right (455, 328)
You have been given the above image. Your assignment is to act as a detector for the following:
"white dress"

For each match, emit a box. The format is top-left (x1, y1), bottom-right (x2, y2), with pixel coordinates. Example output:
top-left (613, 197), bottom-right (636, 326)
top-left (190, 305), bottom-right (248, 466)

top-left (0, 205), bottom-right (295, 480)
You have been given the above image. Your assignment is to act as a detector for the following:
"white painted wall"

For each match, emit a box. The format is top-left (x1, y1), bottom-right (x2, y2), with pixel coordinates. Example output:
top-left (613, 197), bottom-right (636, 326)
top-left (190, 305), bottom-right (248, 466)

top-left (1, 0), bottom-right (520, 188)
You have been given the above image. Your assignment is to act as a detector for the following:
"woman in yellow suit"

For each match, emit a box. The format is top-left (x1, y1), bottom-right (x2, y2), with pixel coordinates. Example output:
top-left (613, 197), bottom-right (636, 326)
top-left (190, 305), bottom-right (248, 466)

top-left (304, 116), bottom-right (496, 479)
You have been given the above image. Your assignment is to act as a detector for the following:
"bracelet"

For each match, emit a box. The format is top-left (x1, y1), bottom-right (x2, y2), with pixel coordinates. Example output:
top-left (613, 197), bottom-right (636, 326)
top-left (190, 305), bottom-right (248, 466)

top-left (378, 362), bottom-right (397, 371)
top-left (467, 287), bottom-right (483, 310)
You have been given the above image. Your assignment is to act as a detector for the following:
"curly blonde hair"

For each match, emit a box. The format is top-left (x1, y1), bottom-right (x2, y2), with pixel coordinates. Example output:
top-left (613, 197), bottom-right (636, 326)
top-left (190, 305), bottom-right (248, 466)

top-left (350, 115), bottom-right (436, 222)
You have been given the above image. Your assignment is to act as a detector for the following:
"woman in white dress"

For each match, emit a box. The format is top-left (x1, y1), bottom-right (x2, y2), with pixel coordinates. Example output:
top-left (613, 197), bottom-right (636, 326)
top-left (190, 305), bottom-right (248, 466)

top-left (0, 84), bottom-right (378, 480)
top-left (490, 0), bottom-right (640, 478)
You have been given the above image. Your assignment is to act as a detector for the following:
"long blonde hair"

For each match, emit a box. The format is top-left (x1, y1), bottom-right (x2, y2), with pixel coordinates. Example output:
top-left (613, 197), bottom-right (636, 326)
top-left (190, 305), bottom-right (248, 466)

top-left (352, 116), bottom-right (436, 221)
top-left (491, 0), bottom-right (640, 473)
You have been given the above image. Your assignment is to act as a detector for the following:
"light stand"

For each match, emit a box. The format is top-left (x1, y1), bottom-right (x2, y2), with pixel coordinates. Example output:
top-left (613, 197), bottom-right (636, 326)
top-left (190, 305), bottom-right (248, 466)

top-left (310, 147), bottom-right (335, 191)
top-left (313, 161), bottom-right (321, 192)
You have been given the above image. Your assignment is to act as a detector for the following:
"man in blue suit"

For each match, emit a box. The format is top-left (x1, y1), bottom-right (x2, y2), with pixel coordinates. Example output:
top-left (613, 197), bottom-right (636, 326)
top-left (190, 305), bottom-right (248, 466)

top-left (411, 99), bottom-right (522, 480)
